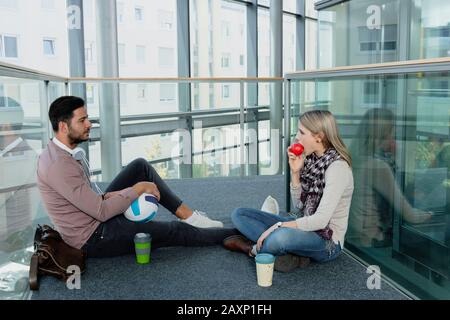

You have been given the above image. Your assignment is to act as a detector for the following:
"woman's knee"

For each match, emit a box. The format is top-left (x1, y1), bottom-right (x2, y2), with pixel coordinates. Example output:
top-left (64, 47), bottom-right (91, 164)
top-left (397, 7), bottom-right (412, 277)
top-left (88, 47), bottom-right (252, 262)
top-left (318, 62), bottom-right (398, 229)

top-left (231, 208), bottom-right (244, 225)
top-left (262, 229), bottom-right (291, 255)
top-left (231, 208), bottom-right (254, 225)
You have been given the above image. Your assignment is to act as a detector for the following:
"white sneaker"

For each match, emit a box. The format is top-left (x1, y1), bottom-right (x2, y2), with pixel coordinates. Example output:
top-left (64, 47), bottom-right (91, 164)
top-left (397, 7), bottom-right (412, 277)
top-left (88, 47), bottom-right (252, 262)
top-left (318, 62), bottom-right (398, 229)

top-left (182, 210), bottom-right (224, 228)
top-left (261, 195), bottom-right (279, 215)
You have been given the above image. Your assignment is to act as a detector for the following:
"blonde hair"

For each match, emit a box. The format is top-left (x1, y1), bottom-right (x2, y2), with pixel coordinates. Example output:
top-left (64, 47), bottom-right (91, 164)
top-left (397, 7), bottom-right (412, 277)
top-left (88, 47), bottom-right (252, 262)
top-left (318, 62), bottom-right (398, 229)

top-left (299, 110), bottom-right (352, 167)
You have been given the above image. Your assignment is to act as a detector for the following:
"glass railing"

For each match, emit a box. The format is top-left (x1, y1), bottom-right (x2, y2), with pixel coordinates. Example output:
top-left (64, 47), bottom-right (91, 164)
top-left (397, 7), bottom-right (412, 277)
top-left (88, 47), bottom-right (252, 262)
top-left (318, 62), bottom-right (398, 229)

top-left (66, 77), bottom-right (284, 181)
top-left (0, 60), bottom-right (284, 299)
top-left (285, 57), bottom-right (450, 299)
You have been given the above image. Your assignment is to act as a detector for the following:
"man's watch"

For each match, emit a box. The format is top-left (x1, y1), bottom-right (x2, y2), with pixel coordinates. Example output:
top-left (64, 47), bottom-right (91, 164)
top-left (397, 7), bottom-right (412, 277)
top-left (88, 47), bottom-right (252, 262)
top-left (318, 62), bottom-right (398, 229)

top-left (275, 222), bottom-right (283, 228)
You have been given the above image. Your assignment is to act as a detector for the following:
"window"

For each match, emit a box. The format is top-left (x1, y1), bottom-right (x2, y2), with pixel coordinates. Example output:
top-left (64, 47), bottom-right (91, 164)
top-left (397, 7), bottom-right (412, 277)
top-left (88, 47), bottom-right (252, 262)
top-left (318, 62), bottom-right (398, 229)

top-left (158, 10), bottom-right (174, 30)
top-left (222, 21), bottom-right (231, 39)
top-left (0, 84), bottom-right (20, 107)
top-left (118, 43), bottom-right (125, 64)
top-left (360, 42), bottom-right (378, 52)
top-left (160, 84), bottom-right (175, 102)
top-left (358, 25), bottom-right (398, 53)
top-left (136, 45), bottom-right (146, 64)
top-left (86, 84), bottom-right (95, 104)
top-left (85, 42), bottom-right (94, 63)
top-left (221, 53), bottom-right (231, 68)
top-left (41, 0), bottom-right (54, 9)
top-left (119, 84), bottom-right (127, 105)
top-left (135, 7), bottom-right (143, 21)
top-left (117, 2), bottom-right (124, 23)
top-left (382, 41), bottom-right (397, 51)
top-left (283, 14), bottom-right (296, 74)
top-left (0, 0), bottom-right (17, 9)
top-left (43, 38), bottom-right (56, 56)
top-left (117, 0), bottom-right (177, 78)
top-left (239, 24), bottom-right (244, 36)
top-left (190, 0), bottom-right (246, 79)
top-left (363, 81), bottom-right (380, 105)
top-left (222, 85), bottom-right (230, 99)
top-left (0, 35), bottom-right (18, 58)
top-left (137, 84), bottom-right (147, 100)
top-left (158, 47), bottom-right (174, 67)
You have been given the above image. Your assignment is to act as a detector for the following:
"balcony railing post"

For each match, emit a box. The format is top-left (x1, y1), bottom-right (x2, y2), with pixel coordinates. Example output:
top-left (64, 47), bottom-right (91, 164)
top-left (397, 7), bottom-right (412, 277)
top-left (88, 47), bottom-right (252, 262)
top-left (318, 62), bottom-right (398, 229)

top-left (284, 79), bottom-right (291, 212)
top-left (270, 1), bottom-right (283, 175)
top-left (40, 80), bottom-right (51, 147)
top-left (240, 81), bottom-right (245, 177)
top-left (95, 0), bottom-right (122, 181)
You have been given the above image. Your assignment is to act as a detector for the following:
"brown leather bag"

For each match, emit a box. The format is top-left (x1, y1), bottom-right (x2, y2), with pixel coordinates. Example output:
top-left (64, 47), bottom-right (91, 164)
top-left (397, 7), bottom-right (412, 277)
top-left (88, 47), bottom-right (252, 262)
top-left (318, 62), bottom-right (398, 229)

top-left (29, 224), bottom-right (86, 290)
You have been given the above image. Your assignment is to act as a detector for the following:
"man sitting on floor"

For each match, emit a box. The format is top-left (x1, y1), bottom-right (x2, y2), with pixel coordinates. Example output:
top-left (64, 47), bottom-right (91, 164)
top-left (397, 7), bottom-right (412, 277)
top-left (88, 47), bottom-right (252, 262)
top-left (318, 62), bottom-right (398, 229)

top-left (37, 96), bottom-right (238, 258)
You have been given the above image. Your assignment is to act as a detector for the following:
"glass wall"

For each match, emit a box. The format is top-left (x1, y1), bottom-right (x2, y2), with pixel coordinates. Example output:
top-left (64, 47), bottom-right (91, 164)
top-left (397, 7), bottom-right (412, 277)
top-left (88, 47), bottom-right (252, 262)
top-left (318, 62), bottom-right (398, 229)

top-left (289, 71), bottom-right (450, 299)
top-left (318, 0), bottom-right (450, 68)
top-left (318, 0), bottom-right (400, 68)
top-left (410, 0), bottom-right (450, 60)
top-left (0, 0), bottom-right (69, 75)
top-left (190, 0), bottom-right (247, 110)
top-left (0, 77), bottom-right (65, 299)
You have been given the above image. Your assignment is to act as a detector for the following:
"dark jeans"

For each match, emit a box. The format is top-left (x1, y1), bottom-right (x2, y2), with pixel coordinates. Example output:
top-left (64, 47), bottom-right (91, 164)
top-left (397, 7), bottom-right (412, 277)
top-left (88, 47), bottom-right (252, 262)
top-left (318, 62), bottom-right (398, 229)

top-left (82, 158), bottom-right (239, 258)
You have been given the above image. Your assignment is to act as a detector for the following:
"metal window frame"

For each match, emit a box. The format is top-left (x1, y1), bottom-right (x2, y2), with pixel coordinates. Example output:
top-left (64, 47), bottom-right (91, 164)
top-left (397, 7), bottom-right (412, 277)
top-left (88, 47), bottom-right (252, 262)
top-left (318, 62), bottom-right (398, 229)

top-left (314, 0), bottom-right (349, 11)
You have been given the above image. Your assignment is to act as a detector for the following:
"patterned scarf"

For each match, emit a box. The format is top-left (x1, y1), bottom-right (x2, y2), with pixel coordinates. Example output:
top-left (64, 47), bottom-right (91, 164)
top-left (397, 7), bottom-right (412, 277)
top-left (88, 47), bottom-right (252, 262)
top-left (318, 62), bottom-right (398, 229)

top-left (298, 148), bottom-right (341, 240)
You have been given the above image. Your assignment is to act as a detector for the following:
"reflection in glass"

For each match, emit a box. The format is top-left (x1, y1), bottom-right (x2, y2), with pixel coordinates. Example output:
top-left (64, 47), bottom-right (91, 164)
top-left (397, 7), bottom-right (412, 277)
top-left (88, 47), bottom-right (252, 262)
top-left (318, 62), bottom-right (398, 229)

top-left (290, 71), bottom-right (449, 299)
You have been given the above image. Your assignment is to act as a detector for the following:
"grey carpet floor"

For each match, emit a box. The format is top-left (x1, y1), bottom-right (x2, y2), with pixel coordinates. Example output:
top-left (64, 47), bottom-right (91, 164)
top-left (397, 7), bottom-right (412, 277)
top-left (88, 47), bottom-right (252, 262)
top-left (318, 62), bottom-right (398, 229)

top-left (31, 175), bottom-right (407, 300)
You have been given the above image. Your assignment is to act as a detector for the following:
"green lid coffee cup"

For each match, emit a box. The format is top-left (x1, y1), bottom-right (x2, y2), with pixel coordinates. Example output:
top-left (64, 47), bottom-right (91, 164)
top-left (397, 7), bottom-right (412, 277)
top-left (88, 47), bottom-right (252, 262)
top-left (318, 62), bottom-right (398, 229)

top-left (134, 233), bottom-right (151, 264)
top-left (255, 253), bottom-right (275, 287)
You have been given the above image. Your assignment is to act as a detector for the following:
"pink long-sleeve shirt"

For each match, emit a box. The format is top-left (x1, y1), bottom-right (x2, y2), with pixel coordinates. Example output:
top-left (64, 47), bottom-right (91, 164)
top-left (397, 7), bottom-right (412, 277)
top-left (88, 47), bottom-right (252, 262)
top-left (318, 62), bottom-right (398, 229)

top-left (37, 140), bottom-right (139, 249)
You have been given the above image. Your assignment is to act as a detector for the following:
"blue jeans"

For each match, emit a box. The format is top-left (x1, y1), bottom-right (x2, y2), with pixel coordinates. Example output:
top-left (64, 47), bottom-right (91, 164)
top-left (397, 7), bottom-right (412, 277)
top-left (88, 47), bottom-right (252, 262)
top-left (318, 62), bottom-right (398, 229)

top-left (231, 208), bottom-right (342, 263)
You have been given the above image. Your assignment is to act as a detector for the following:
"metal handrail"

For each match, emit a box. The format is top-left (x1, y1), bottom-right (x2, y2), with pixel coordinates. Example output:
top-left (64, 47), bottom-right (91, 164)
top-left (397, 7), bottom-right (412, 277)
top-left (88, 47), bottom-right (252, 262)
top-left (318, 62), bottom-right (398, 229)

top-left (67, 76), bottom-right (283, 83)
top-left (285, 57), bottom-right (450, 80)
top-left (89, 105), bottom-right (270, 124)
top-left (0, 61), bottom-right (66, 82)
top-left (0, 61), bottom-right (284, 83)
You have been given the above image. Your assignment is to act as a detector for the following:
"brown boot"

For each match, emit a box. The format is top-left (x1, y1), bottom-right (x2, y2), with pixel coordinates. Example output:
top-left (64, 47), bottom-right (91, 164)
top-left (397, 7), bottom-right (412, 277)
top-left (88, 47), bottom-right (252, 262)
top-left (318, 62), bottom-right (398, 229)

top-left (274, 254), bottom-right (310, 272)
top-left (223, 235), bottom-right (254, 256)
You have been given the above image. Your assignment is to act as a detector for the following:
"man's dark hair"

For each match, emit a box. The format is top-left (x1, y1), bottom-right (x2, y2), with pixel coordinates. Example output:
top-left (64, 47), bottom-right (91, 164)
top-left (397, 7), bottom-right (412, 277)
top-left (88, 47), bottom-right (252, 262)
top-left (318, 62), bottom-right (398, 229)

top-left (49, 96), bottom-right (85, 132)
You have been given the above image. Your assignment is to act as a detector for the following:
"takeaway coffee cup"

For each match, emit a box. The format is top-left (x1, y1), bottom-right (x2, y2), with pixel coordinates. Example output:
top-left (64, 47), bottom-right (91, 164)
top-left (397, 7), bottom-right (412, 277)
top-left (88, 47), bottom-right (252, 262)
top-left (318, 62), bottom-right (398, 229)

top-left (255, 253), bottom-right (275, 287)
top-left (134, 233), bottom-right (151, 264)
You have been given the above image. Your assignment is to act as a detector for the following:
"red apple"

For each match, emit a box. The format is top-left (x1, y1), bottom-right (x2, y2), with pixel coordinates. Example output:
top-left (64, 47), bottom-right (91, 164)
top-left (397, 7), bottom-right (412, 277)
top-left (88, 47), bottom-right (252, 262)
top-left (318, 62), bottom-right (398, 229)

top-left (289, 143), bottom-right (304, 156)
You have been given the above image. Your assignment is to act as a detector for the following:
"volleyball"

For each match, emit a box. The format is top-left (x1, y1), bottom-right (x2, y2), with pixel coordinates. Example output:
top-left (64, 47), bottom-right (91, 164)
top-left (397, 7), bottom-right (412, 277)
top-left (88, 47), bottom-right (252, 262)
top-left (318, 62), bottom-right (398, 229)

top-left (124, 193), bottom-right (159, 223)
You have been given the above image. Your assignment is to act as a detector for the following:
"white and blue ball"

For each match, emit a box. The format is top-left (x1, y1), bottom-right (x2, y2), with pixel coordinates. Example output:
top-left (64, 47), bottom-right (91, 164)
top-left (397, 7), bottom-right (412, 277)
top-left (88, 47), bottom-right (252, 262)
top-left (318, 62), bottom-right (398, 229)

top-left (125, 193), bottom-right (159, 223)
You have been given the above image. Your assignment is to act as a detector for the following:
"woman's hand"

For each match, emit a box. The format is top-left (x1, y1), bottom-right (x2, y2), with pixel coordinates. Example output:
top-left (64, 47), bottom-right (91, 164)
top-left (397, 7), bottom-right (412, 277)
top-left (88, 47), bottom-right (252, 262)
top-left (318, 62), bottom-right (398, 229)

top-left (403, 208), bottom-right (432, 224)
top-left (256, 221), bottom-right (298, 251)
top-left (287, 147), bottom-right (305, 174)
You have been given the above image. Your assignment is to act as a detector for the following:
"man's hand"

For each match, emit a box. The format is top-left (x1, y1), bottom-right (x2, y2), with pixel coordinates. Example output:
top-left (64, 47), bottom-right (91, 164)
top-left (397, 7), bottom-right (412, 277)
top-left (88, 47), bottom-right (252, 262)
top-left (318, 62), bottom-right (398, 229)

top-left (133, 182), bottom-right (161, 201)
top-left (103, 191), bottom-right (120, 200)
